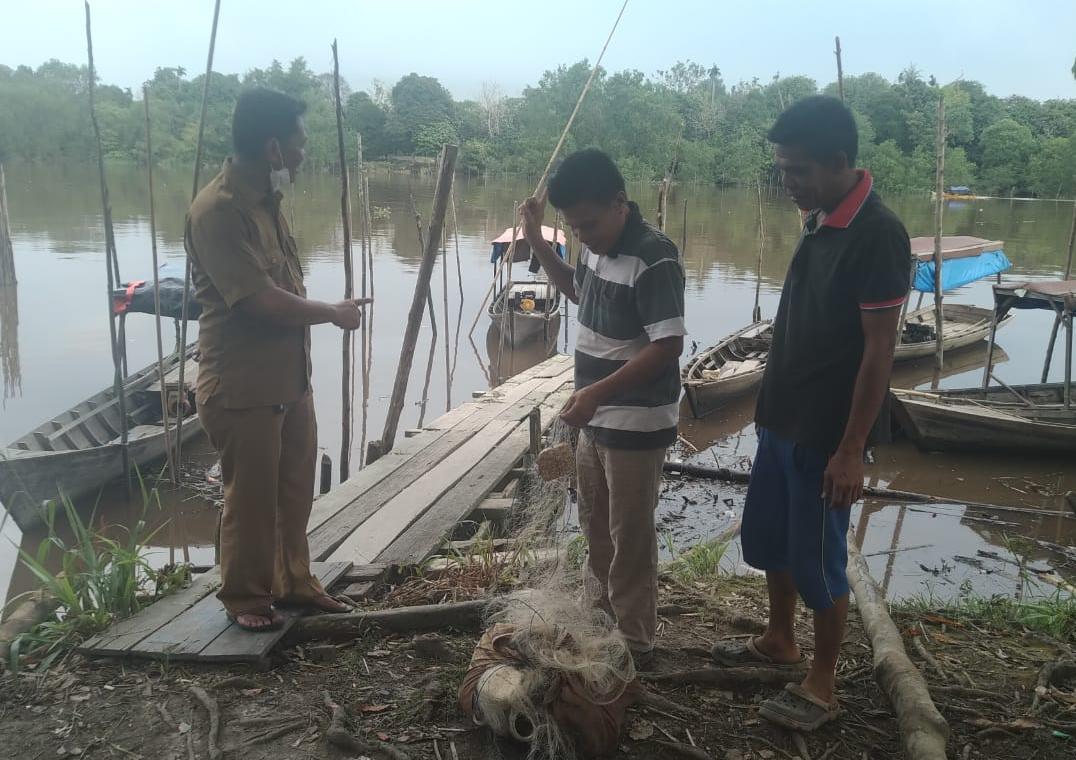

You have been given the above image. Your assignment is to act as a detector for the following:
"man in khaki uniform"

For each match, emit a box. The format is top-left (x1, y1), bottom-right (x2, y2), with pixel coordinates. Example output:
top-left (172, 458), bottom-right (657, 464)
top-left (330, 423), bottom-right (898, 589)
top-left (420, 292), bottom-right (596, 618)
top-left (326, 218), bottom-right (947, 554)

top-left (185, 88), bottom-right (367, 631)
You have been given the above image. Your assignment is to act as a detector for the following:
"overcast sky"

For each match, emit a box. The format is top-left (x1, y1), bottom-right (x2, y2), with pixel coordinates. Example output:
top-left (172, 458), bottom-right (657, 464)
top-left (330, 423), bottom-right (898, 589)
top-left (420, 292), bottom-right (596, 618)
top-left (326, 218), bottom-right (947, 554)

top-left (4, 0), bottom-right (1075, 102)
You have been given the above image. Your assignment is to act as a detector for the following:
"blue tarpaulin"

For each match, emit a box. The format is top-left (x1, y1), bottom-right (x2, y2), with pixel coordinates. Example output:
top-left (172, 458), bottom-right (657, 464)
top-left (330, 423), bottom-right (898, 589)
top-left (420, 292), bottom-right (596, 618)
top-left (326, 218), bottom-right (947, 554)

top-left (913, 249), bottom-right (1011, 293)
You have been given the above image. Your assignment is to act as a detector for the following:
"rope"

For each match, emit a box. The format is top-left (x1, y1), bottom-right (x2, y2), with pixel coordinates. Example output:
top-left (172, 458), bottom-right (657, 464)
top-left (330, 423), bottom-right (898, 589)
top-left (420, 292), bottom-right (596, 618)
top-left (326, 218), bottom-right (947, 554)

top-left (468, 0), bottom-right (630, 338)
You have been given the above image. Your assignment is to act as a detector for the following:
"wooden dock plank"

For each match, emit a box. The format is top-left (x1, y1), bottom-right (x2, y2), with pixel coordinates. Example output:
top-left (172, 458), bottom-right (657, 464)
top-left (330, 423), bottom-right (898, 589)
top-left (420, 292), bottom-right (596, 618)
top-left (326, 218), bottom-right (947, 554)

top-left (377, 383), bottom-right (573, 567)
top-left (308, 376), bottom-right (555, 561)
top-left (78, 569), bottom-right (221, 656)
top-left (198, 562), bottom-right (351, 661)
top-left (136, 562), bottom-right (349, 662)
top-left (329, 419), bottom-right (520, 564)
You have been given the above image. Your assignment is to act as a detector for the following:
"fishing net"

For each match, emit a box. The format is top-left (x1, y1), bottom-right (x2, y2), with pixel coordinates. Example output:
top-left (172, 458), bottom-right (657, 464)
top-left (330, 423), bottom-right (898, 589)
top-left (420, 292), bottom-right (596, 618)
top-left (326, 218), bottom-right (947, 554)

top-left (458, 420), bottom-right (639, 759)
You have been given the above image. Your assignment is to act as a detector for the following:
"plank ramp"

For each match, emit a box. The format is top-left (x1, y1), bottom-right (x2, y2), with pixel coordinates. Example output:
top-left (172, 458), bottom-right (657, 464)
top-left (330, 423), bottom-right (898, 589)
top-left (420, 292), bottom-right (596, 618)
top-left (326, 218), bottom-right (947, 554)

top-left (78, 562), bottom-right (350, 663)
top-left (78, 353), bottom-right (574, 663)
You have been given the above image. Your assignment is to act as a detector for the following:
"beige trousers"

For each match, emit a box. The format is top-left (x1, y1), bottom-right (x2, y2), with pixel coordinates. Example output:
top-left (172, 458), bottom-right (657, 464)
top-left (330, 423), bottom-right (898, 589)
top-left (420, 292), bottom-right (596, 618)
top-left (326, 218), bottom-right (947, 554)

top-left (575, 430), bottom-right (666, 653)
top-left (199, 392), bottom-right (325, 616)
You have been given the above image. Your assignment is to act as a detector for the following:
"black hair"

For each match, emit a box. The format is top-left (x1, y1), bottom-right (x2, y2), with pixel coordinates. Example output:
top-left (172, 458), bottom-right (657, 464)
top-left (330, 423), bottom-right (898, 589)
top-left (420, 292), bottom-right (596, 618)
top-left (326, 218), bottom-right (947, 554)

top-left (547, 148), bottom-right (626, 209)
top-left (232, 88), bottom-right (307, 160)
top-left (767, 95), bottom-right (858, 167)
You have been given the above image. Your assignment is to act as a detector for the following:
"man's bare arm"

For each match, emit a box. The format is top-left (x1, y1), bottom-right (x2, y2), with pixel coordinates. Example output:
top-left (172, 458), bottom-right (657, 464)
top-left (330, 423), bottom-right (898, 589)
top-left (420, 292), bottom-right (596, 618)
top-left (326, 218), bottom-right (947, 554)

top-left (824, 306), bottom-right (902, 507)
top-left (520, 195), bottom-right (578, 303)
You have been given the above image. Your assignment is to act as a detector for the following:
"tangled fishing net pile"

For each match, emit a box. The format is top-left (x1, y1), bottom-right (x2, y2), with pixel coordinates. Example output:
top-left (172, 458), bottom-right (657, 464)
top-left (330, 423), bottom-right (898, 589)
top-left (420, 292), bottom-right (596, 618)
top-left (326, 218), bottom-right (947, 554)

top-left (458, 421), bottom-right (639, 759)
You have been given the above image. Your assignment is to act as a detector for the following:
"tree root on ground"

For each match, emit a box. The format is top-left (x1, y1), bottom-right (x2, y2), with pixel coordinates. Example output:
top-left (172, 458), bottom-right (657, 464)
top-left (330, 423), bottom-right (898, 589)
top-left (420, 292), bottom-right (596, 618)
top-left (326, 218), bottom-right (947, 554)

top-left (1031, 660), bottom-right (1076, 713)
top-left (189, 686), bottom-right (223, 760)
top-left (847, 537), bottom-right (949, 760)
top-left (651, 739), bottom-right (713, 759)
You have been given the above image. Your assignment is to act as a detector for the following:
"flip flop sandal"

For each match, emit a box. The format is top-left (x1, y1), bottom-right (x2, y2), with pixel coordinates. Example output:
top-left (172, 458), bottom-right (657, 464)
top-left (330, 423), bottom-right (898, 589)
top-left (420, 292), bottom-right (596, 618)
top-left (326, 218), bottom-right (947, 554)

top-left (276, 594), bottom-right (354, 614)
top-left (711, 636), bottom-right (808, 670)
top-left (759, 683), bottom-right (840, 732)
top-left (227, 609), bottom-right (285, 632)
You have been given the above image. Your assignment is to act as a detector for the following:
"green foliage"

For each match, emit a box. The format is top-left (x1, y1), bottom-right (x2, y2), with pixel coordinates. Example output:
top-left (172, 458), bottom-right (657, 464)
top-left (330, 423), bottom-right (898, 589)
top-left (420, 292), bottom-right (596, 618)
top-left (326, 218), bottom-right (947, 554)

top-left (2, 56), bottom-right (1075, 196)
top-left (5, 484), bottom-right (184, 671)
top-left (664, 536), bottom-right (730, 586)
top-left (897, 590), bottom-right (1076, 641)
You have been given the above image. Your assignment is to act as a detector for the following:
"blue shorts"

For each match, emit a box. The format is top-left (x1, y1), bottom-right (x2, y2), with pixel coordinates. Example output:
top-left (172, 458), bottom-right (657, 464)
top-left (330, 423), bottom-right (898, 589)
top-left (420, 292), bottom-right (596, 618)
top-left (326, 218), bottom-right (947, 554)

top-left (741, 427), bottom-right (850, 611)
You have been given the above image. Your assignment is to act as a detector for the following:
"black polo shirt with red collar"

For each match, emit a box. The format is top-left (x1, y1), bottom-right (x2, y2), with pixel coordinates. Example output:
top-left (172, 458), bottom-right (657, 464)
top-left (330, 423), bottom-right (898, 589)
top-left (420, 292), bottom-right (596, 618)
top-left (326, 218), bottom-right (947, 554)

top-left (755, 170), bottom-right (911, 454)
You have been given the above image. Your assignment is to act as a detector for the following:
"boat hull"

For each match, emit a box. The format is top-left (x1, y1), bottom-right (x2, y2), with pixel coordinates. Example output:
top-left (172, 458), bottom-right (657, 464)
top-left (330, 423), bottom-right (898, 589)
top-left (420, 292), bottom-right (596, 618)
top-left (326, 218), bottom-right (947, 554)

top-left (895, 304), bottom-right (1010, 362)
top-left (682, 321), bottom-right (772, 419)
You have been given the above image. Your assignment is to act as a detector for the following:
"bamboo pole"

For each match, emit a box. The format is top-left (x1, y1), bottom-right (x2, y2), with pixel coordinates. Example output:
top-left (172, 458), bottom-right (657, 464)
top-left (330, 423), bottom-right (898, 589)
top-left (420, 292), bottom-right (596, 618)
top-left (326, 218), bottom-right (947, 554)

top-left (834, 36), bottom-right (845, 101)
top-left (450, 186), bottom-right (464, 300)
top-left (175, 0), bottom-right (222, 473)
top-left (752, 181), bottom-right (764, 323)
top-left (656, 178), bottom-right (669, 232)
top-left (467, 0), bottom-right (630, 338)
top-left (331, 40), bottom-right (355, 483)
top-left (931, 97), bottom-right (946, 383)
top-left (373, 144), bottom-right (458, 461)
top-left (441, 223), bottom-right (451, 412)
top-left (85, 1), bottom-right (130, 486)
top-left (0, 164), bottom-right (15, 286)
top-left (408, 193), bottom-right (439, 337)
top-left (680, 197), bottom-right (688, 255)
top-left (143, 85), bottom-right (177, 485)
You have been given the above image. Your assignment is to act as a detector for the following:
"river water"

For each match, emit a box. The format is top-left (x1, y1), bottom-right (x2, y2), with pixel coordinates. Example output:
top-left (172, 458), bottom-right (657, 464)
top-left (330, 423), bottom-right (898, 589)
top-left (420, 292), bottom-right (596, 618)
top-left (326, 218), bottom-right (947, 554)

top-left (1, 162), bottom-right (1073, 607)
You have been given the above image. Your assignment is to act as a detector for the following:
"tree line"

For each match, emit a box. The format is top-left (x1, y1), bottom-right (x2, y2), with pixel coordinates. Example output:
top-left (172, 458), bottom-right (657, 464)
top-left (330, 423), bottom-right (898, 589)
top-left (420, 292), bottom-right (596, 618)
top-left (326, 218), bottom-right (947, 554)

top-left (2, 57), bottom-right (1075, 197)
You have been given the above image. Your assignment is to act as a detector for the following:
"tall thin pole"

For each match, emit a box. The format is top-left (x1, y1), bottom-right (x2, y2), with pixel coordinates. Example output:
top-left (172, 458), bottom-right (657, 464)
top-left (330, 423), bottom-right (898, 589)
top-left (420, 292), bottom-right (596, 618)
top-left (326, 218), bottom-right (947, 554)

top-left (752, 181), bottom-right (764, 323)
top-left (175, 0), bottom-right (222, 473)
top-left (0, 165), bottom-right (15, 286)
top-left (441, 223), bottom-right (451, 412)
top-left (143, 85), bottom-right (176, 485)
top-left (356, 134), bottom-right (370, 471)
top-left (1042, 200), bottom-right (1076, 381)
top-left (834, 36), bottom-right (846, 101)
top-left (681, 198), bottom-right (688, 256)
top-left (1065, 199), bottom-right (1076, 280)
top-left (85, 1), bottom-right (129, 486)
top-left (331, 40), bottom-right (355, 483)
top-left (931, 97), bottom-right (947, 382)
top-left (375, 144), bottom-right (458, 460)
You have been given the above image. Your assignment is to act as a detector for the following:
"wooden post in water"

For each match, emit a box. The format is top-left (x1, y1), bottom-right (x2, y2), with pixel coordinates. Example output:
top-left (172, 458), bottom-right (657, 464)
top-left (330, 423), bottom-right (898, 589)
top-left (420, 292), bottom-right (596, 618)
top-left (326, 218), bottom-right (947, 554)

top-left (834, 36), bottom-right (846, 102)
top-left (441, 220), bottom-right (451, 412)
top-left (1041, 200), bottom-right (1076, 381)
top-left (656, 178), bottom-right (669, 232)
top-left (175, 0), bottom-right (222, 473)
top-left (752, 181), bottom-right (764, 323)
top-left (372, 144), bottom-right (458, 462)
top-left (331, 40), bottom-right (356, 483)
top-left (931, 97), bottom-right (947, 383)
top-left (143, 85), bottom-right (177, 485)
top-left (85, 1), bottom-right (130, 486)
top-left (319, 454), bottom-right (332, 495)
top-left (0, 165), bottom-right (15, 286)
top-left (681, 198), bottom-right (688, 255)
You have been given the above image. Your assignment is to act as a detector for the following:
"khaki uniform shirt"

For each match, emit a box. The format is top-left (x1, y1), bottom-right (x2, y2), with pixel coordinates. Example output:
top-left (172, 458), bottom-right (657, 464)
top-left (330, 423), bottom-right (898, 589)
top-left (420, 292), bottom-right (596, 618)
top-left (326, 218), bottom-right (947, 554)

top-left (184, 158), bottom-right (311, 409)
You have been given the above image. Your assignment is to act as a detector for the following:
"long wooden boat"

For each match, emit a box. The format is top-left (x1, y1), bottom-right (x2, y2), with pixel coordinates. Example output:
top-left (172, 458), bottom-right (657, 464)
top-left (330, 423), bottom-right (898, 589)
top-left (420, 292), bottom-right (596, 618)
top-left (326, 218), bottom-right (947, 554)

top-left (488, 280), bottom-right (562, 348)
top-left (682, 321), bottom-right (772, 419)
top-left (0, 349), bottom-right (201, 531)
top-left (891, 383), bottom-right (1076, 453)
top-left (895, 303), bottom-right (1013, 361)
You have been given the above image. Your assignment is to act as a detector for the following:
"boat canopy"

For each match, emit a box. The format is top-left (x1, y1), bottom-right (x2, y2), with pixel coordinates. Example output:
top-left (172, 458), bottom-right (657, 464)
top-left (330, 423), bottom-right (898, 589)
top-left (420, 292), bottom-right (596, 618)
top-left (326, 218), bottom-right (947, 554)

top-left (993, 280), bottom-right (1076, 317)
top-left (948, 186), bottom-right (971, 194)
top-left (111, 262), bottom-right (202, 320)
top-left (490, 225), bottom-right (567, 263)
top-left (909, 236), bottom-right (1005, 262)
top-left (913, 249), bottom-right (1011, 293)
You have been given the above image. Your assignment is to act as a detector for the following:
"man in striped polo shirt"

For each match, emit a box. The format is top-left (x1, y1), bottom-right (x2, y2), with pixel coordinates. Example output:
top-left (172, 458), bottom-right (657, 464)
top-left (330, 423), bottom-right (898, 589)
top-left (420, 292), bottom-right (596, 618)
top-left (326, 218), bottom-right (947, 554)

top-left (521, 149), bottom-right (686, 667)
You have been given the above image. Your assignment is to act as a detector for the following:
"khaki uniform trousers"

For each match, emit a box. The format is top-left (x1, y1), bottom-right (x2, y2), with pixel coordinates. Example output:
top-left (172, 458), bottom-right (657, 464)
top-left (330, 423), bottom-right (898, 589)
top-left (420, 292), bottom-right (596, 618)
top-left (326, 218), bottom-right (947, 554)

top-left (199, 392), bottom-right (325, 616)
top-left (575, 430), bottom-right (666, 654)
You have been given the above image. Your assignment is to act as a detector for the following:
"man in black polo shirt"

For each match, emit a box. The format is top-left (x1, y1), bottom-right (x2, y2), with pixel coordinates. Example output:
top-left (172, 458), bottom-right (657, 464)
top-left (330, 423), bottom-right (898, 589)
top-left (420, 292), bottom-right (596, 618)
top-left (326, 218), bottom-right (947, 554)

top-left (711, 96), bottom-right (910, 731)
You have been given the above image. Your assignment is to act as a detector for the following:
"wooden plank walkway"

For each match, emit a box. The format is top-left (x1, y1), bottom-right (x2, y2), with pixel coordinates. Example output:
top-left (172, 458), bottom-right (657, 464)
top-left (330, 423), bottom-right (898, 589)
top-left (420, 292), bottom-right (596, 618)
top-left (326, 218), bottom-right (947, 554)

top-left (78, 353), bottom-right (574, 664)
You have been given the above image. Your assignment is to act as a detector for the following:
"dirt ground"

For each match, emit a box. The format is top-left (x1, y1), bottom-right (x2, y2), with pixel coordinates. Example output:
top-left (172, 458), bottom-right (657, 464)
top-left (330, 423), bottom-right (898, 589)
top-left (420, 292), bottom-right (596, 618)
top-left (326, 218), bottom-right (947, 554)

top-left (2, 569), bottom-right (1074, 760)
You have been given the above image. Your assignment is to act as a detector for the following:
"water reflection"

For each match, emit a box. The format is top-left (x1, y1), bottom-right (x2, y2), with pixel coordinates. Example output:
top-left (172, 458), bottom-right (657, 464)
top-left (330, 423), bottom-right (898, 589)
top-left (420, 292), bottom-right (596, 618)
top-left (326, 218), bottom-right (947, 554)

top-left (1, 162), bottom-right (1074, 605)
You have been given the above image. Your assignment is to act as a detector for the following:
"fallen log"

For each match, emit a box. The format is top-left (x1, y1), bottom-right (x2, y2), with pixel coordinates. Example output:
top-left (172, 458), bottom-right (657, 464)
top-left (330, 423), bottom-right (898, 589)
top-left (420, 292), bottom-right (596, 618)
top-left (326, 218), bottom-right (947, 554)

top-left (847, 534), bottom-right (949, 760)
top-left (286, 599), bottom-right (488, 643)
top-left (0, 591), bottom-right (60, 665)
top-left (664, 461), bottom-right (1073, 519)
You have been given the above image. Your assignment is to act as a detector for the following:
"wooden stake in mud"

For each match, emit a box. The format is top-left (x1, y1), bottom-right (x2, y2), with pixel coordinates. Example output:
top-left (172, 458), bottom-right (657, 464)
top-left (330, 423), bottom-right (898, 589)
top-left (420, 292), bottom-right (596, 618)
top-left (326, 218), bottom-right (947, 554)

top-left (0, 164), bottom-right (15, 286)
top-left (931, 97), bottom-right (947, 383)
top-left (142, 85), bottom-right (177, 485)
top-left (175, 0), bottom-right (222, 473)
top-left (372, 144), bottom-right (458, 462)
top-left (331, 40), bottom-right (356, 483)
top-left (834, 36), bottom-right (846, 101)
top-left (752, 181), bottom-right (764, 323)
top-left (85, 1), bottom-right (130, 487)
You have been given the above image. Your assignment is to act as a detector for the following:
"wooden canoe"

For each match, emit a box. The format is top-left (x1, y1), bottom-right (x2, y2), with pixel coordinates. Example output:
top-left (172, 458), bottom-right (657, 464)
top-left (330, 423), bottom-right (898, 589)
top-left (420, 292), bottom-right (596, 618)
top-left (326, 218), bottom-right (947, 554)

top-left (891, 383), bottom-right (1076, 453)
top-left (488, 280), bottom-right (562, 348)
top-left (895, 303), bottom-right (1012, 361)
top-left (0, 349), bottom-right (201, 531)
top-left (682, 321), bottom-right (772, 419)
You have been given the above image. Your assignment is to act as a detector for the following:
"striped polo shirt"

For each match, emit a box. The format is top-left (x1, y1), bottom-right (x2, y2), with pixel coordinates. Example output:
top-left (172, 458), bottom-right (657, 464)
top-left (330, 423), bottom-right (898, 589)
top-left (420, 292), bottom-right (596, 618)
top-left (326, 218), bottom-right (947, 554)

top-left (573, 202), bottom-right (687, 450)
